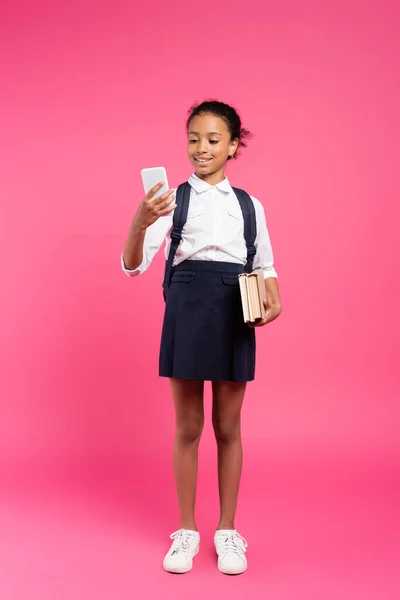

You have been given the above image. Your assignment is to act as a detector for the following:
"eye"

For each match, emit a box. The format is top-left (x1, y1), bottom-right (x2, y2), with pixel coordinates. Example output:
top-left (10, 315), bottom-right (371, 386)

top-left (209, 140), bottom-right (219, 145)
top-left (189, 139), bottom-right (198, 144)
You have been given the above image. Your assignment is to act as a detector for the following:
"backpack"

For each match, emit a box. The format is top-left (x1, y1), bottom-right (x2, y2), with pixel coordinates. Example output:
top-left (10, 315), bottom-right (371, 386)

top-left (162, 182), bottom-right (257, 301)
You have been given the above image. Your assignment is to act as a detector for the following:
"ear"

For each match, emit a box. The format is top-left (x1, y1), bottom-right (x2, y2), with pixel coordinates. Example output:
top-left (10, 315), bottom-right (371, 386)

top-left (229, 137), bottom-right (239, 158)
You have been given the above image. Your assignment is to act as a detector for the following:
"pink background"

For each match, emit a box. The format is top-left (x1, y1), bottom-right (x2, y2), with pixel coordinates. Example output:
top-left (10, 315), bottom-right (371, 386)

top-left (0, 0), bottom-right (399, 598)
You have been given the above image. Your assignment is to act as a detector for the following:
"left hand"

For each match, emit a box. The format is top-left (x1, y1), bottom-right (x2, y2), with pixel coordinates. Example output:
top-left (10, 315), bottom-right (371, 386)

top-left (247, 298), bottom-right (282, 328)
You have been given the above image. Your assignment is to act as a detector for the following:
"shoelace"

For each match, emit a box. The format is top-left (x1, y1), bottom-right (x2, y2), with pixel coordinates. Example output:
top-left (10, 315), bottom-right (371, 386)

top-left (216, 532), bottom-right (248, 557)
top-left (169, 529), bottom-right (197, 555)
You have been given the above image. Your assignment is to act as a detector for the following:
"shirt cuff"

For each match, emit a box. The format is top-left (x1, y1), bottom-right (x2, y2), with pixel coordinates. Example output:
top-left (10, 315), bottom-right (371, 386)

top-left (120, 252), bottom-right (144, 277)
top-left (263, 267), bottom-right (278, 279)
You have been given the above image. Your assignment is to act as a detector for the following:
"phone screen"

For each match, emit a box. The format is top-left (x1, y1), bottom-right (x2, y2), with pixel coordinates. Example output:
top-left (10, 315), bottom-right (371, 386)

top-left (141, 167), bottom-right (169, 200)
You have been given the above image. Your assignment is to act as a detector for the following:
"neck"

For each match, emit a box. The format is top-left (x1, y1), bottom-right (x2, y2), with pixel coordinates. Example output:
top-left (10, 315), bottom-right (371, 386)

top-left (195, 167), bottom-right (226, 186)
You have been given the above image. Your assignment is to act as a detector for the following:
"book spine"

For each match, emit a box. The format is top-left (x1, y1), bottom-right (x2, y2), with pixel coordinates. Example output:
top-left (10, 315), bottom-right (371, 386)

top-left (238, 274), bottom-right (248, 322)
top-left (246, 277), bottom-right (253, 322)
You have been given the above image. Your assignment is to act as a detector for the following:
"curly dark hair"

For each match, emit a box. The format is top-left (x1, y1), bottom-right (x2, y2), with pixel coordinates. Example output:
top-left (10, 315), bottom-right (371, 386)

top-left (186, 100), bottom-right (252, 160)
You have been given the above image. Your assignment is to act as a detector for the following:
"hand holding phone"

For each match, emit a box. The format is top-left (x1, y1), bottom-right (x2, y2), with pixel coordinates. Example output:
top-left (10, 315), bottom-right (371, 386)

top-left (141, 167), bottom-right (169, 199)
top-left (134, 167), bottom-right (176, 230)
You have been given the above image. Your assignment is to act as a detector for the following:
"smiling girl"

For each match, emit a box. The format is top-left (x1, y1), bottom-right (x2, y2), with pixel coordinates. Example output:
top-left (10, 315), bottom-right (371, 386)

top-left (121, 100), bottom-right (282, 575)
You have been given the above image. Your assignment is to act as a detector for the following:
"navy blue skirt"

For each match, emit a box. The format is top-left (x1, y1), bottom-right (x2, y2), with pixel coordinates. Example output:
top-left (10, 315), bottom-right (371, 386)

top-left (159, 261), bottom-right (256, 382)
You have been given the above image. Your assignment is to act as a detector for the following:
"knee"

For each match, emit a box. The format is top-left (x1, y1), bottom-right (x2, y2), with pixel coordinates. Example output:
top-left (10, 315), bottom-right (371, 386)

top-left (212, 420), bottom-right (240, 445)
top-left (176, 418), bottom-right (204, 444)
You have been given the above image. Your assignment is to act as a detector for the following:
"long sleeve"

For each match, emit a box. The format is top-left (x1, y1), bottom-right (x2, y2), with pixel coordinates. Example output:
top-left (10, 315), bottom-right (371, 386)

top-left (121, 214), bottom-right (173, 277)
top-left (252, 197), bottom-right (278, 279)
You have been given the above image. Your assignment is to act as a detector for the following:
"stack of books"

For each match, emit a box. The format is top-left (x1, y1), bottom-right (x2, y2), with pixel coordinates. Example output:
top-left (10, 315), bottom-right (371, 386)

top-left (239, 269), bottom-right (266, 323)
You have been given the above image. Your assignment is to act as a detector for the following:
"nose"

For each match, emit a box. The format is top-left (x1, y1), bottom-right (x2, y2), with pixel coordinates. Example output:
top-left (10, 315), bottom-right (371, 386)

top-left (197, 139), bottom-right (209, 153)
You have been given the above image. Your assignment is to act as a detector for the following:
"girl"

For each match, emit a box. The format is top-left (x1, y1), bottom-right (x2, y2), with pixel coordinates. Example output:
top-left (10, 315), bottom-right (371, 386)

top-left (121, 100), bottom-right (282, 575)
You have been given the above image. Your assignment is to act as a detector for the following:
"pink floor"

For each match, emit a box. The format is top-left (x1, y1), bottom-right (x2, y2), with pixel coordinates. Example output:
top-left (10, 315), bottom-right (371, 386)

top-left (0, 449), bottom-right (398, 600)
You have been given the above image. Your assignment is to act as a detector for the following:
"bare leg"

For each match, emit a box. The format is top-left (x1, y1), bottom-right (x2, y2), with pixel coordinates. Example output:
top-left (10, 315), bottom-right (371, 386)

top-left (212, 381), bottom-right (247, 531)
top-left (170, 378), bottom-right (205, 531)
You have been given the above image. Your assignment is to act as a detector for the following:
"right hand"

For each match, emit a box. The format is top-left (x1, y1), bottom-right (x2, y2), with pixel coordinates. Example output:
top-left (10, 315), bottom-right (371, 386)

top-left (133, 182), bottom-right (176, 230)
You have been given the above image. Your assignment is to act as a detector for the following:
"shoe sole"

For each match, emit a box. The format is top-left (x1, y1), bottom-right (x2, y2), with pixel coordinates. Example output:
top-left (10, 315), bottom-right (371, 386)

top-left (163, 545), bottom-right (199, 574)
top-left (218, 565), bottom-right (247, 575)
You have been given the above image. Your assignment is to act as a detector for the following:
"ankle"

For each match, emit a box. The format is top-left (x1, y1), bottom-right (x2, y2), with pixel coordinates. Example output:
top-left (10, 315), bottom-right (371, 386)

top-left (180, 522), bottom-right (198, 532)
top-left (216, 523), bottom-right (235, 531)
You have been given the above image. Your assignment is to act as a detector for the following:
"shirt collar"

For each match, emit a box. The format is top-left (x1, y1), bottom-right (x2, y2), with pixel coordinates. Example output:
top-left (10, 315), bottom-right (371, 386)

top-left (188, 172), bottom-right (231, 194)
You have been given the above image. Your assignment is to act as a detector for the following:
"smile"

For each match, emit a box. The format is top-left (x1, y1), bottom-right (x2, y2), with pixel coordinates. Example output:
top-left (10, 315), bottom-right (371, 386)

top-left (194, 157), bottom-right (212, 164)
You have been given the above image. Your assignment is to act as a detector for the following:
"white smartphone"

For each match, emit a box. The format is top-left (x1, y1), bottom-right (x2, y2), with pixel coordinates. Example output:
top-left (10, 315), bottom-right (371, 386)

top-left (141, 166), bottom-right (169, 200)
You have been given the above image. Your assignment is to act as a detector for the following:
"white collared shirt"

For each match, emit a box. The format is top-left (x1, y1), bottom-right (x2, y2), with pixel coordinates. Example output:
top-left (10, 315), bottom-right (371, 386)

top-left (121, 173), bottom-right (278, 279)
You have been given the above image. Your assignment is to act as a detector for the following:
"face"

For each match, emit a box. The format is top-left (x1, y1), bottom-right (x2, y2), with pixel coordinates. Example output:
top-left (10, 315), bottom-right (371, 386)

top-left (187, 113), bottom-right (239, 183)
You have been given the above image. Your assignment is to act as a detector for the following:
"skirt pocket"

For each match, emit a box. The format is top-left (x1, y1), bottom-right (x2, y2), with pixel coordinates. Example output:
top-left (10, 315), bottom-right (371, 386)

top-left (221, 273), bottom-right (240, 286)
top-left (171, 271), bottom-right (196, 283)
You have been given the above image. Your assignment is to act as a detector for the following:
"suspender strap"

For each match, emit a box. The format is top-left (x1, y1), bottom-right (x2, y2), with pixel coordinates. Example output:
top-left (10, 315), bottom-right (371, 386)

top-left (162, 182), bottom-right (191, 299)
top-left (232, 187), bottom-right (257, 273)
top-left (162, 183), bottom-right (257, 300)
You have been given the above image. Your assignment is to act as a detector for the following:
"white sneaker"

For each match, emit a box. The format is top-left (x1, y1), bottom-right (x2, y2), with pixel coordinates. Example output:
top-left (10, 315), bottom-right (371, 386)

top-left (163, 529), bottom-right (200, 573)
top-left (214, 529), bottom-right (248, 574)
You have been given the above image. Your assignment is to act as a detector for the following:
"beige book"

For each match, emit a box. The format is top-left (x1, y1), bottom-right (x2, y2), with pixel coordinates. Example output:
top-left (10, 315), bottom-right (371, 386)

top-left (238, 269), bottom-right (266, 323)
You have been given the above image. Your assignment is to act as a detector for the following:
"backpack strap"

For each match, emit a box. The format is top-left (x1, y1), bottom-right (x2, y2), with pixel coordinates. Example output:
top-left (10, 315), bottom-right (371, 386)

top-left (162, 182), bottom-right (191, 300)
top-left (232, 187), bottom-right (257, 273)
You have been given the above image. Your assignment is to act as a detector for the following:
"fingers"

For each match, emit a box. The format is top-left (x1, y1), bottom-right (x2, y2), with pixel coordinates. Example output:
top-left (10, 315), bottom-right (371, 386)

top-left (248, 316), bottom-right (267, 328)
top-left (150, 191), bottom-right (176, 217)
top-left (142, 187), bottom-right (176, 224)
top-left (250, 306), bottom-right (277, 327)
top-left (153, 188), bottom-right (176, 206)
top-left (249, 299), bottom-right (271, 327)
top-left (160, 202), bottom-right (176, 216)
top-left (146, 182), bottom-right (175, 206)
top-left (146, 181), bottom-right (165, 200)
top-left (143, 182), bottom-right (176, 220)
top-left (157, 190), bottom-right (176, 210)
top-left (158, 192), bottom-right (177, 215)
